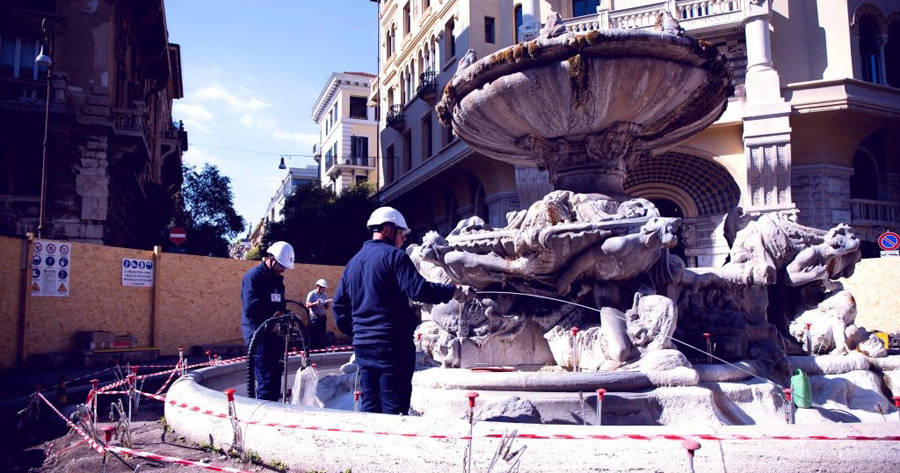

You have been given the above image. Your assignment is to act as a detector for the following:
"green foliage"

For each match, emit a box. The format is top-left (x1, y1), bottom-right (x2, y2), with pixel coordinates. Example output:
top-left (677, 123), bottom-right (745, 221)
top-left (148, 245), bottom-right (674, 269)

top-left (264, 183), bottom-right (376, 265)
top-left (181, 164), bottom-right (246, 257)
top-left (244, 245), bottom-right (263, 261)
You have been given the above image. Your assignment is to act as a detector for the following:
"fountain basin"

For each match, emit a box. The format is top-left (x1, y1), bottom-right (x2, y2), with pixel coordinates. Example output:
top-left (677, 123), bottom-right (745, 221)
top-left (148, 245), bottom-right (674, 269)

top-left (164, 359), bottom-right (900, 472)
top-left (437, 29), bottom-right (732, 195)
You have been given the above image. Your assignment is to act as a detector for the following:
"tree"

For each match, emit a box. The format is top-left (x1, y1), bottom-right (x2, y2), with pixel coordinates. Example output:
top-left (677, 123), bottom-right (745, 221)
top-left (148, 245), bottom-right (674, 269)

top-left (264, 183), bottom-right (376, 265)
top-left (181, 164), bottom-right (245, 257)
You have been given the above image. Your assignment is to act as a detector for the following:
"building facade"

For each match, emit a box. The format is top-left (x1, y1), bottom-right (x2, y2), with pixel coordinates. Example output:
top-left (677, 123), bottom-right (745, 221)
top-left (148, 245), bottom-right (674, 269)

top-left (263, 165), bottom-right (319, 226)
top-left (374, 0), bottom-right (900, 265)
top-left (311, 72), bottom-right (379, 195)
top-left (0, 0), bottom-right (187, 249)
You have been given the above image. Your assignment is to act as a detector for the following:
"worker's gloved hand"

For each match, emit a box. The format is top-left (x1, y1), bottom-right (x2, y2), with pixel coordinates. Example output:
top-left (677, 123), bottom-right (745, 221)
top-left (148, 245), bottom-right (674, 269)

top-left (453, 285), bottom-right (477, 301)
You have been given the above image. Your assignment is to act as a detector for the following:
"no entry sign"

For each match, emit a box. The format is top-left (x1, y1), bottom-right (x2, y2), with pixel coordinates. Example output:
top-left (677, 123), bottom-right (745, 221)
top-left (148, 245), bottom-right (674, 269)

top-left (169, 227), bottom-right (187, 246)
top-left (878, 231), bottom-right (900, 251)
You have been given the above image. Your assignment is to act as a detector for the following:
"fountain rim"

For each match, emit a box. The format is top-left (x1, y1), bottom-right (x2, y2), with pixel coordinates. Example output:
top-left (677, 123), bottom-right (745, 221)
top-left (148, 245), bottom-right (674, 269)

top-left (436, 28), bottom-right (732, 128)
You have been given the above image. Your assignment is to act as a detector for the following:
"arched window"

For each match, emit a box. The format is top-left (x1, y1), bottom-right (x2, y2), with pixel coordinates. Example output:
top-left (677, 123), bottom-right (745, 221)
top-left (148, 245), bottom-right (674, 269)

top-left (850, 148), bottom-right (880, 200)
top-left (474, 184), bottom-right (488, 222)
top-left (859, 15), bottom-right (883, 83)
top-left (514, 4), bottom-right (523, 42)
top-left (886, 21), bottom-right (900, 87)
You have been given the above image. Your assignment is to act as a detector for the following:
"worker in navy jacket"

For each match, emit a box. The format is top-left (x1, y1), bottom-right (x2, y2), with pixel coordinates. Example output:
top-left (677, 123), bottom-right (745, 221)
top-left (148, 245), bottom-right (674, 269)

top-left (241, 241), bottom-right (295, 401)
top-left (334, 207), bottom-right (475, 414)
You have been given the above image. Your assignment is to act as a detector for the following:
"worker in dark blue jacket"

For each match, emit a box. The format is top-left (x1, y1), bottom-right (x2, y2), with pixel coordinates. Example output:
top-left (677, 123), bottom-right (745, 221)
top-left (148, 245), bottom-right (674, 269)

top-left (334, 207), bottom-right (475, 414)
top-left (241, 241), bottom-right (295, 401)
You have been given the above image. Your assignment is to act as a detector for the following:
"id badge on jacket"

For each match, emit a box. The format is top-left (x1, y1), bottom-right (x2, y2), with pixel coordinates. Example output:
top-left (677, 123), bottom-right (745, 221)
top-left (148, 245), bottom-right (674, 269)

top-left (271, 292), bottom-right (282, 303)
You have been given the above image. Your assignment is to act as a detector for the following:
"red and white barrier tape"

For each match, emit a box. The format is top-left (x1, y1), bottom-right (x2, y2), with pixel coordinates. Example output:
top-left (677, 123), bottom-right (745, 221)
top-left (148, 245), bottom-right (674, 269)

top-left (108, 446), bottom-right (254, 473)
top-left (154, 360), bottom-right (181, 395)
top-left (36, 393), bottom-right (106, 454)
top-left (142, 391), bottom-right (900, 443)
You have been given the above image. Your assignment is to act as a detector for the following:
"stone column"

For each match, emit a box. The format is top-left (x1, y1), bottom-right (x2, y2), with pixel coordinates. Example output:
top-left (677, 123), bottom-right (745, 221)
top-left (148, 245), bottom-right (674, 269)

top-left (876, 34), bottom-right (889, 85)
top-left (790, 164), bottom-right (853, 231)
top-left (514, 165), bottom-right (553, 208)
top-left (518, 0), bottom-right (541, 42)
top-left (485, 191), bottom-right (520, 228)
top-left (742, 0), bottom-right (794, 215)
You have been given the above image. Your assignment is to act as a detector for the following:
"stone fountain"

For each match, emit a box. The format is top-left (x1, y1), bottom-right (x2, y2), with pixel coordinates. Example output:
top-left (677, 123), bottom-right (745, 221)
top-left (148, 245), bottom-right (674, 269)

top-left (162, 13), bottom-right (900, 473)
top-left (397, 15), bottom-right (898, 425)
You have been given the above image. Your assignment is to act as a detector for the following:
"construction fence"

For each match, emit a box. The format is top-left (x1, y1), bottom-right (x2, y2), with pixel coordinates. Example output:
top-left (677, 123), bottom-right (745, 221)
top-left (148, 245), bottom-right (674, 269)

top-left (0, 235), bottom-right (344, 370)
top-left (1, 235), bottom-right (898, 370)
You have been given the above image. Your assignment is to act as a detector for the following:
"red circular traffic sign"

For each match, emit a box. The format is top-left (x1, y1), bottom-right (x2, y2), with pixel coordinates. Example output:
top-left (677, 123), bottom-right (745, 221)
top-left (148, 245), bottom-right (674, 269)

top-left (169, 227), bottom-right (187, 245)
top-left (878, 231), bottom-right (900, 251)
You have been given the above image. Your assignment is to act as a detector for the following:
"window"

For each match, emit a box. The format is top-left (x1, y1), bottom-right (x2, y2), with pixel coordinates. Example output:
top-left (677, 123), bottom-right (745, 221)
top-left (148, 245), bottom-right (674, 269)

top-left (850, 149), bottom-right (879, 200)
top-left (403, 3), bottom-right (411, 36)
top-left (0, 37), bottom-right (47, 79)
top-left (333, 102), bottom-right (339, 121)
top-left (421, 114), bottom-right (433, 159)
top-left (572, 0), bottom-right (601, 17)
top-left (514, 5), bottom-right (523, 42)
top-left (423, 0), bottom-right (431, 13)
top-left (349, 96), bottom-right (368, 119)
top-left (386, 144), bottom-right (395, 183)
top-left (858, 15), bottom-right (883, 84)
top-left (403, 131), bottom-right (412, 173)
top-left (355, 175), bottom-right (368, 185)
top-left (443, 122), bottom-right (455, 146)
top-left (485, 17), bottom-right (496, 44)
top-left (888, 22), bottom-right (900, 87)
top-left (445, 19), bottom-right (456, 59)
top-left (351, 136), bottom-right (369, 164)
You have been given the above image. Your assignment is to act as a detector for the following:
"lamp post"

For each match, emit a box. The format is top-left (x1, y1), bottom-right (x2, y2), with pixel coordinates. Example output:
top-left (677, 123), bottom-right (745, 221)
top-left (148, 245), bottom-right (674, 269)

top-left (35, 18), bottom-right (53, 238)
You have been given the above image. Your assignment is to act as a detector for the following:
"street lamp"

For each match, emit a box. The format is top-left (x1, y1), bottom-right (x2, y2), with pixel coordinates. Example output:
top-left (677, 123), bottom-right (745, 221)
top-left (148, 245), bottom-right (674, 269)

top-left (35, 18), bottom-right (53, 238)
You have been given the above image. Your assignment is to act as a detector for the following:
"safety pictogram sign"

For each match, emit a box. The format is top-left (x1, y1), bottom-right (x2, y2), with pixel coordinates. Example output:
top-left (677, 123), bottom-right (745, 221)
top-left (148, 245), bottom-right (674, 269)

top-left (122, 258), bottom-right (154, 287)
top-left (31, 240), bottom-right (70, 297)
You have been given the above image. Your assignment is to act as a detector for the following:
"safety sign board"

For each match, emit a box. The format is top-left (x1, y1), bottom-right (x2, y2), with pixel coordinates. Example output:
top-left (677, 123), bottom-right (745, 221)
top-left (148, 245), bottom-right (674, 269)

top-left (31, 240), bottom-right (70, 297)
top-left (122, 258), bottom-right (154, 287)
top-left (877, 231), bottom-right (900, 251)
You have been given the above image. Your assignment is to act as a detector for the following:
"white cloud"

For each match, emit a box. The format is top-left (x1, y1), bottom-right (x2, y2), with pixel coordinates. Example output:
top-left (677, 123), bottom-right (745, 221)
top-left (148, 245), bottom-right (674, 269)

top-left (173, 103), bottom-right (213, 134)
top-left (239, 114), bottom-right (278, 130)
top-left (273, 131), bottom-right (319, 146)
top-left (194, 84), bottom-right (271, 111)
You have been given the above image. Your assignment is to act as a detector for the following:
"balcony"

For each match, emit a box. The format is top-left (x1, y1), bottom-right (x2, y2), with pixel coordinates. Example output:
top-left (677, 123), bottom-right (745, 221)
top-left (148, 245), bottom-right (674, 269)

top-left (326, 155), bottom-right (376, 176)
top-left (387, 105), bottom-right (405, 130)
top-left (561, 0), bottom-right (744, 34)
top-left (416, 70), bottom-right (437, 103)
top-left (850, 198), bottom-right (900, 227)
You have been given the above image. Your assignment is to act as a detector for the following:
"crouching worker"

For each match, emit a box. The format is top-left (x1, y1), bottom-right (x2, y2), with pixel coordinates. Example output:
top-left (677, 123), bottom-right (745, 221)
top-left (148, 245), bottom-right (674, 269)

top-left (333, 207), bottom-right (475, 414)
top-left (241, 241), bottom-right (295, 401)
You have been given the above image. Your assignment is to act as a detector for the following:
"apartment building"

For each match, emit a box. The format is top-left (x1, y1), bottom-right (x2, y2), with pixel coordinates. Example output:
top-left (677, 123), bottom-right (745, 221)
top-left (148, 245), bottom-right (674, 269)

top-left (0, 0), bottom-right (187, 249)
top-left (262, 165), bottom-right (319, 226)
top-left (372, 0), bottom-right (900, 266)
top-left (311, 71), bottom-right (379, 195)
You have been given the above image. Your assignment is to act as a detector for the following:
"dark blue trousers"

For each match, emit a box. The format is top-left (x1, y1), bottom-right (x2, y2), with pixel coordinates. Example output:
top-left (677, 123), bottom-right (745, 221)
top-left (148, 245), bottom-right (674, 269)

top-left (308, 315), bottom-right (327, 350)
top-left (354, 342), bottom-right (416, 414)
top-left (243, 327), bottom-right (284, 402)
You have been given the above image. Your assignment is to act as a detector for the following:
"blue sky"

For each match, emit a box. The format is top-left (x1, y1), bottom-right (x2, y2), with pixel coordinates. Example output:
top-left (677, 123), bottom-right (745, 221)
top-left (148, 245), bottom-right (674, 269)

top-left (165, 0), bottom-right (378, 235)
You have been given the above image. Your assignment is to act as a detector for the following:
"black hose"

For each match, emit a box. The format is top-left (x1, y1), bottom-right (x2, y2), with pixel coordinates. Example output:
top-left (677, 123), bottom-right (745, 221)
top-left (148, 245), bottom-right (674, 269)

top-left (246, 312), bottom-right (310, 399)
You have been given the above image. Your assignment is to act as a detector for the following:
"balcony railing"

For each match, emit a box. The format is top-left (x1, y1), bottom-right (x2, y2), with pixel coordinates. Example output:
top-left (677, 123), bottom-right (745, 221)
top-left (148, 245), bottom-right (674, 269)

top-left (387, 105), bottom-right (405, 129)
top-left (416, 70), bottom-right (437, 102)
top-left (326, 155), bottom-right (375, 174)
top-left (561, 0), bottom-right (744, 33)
top-left (0, 77), bottom-right (46, 102)
top-left (850, 198), bottom-right (900, 226)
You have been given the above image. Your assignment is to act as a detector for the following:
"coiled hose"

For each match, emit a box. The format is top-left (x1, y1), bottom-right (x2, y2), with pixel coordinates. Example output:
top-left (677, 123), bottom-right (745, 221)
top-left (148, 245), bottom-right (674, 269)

top-left (246, 312), bottom-right (307, 399)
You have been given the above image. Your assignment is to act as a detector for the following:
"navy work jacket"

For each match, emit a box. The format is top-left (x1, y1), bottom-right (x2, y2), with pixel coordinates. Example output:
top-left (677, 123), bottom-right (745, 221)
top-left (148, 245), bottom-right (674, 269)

top-left (334, 239), bottom-right (455, 347)
top-left (241, 261), bottom-right (286, 343)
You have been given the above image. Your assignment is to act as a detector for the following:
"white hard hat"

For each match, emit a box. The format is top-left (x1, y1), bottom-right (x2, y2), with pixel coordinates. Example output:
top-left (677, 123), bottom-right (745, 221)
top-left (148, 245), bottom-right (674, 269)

top-left (266, 241), bottom-right (295, 269)
top-left (367, 206), bottom-right (410, 235)
top-left (316, 279), bottom-right (327, 288)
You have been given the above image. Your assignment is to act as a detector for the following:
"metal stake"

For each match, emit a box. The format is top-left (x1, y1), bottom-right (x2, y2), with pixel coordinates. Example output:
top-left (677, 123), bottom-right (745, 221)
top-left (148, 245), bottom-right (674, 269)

top-left (570, 326), bottom-right (580, 372)
top-left (681, 439), bottom-right (701, 473)
top-left (465, 392), bottom-right (479, 473)
top-left (595, 388), bottom-right (606, 426)
top-left (893, 396), bottom-right (900, 422)
top-left (805, 323), bottom-right (813, 355)
top-left (783, 388), bottom-right (794, 424)
top-left (703, 333), bottom-right (712, 364)
top-left (90, 379), bottom-right (99, 428)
